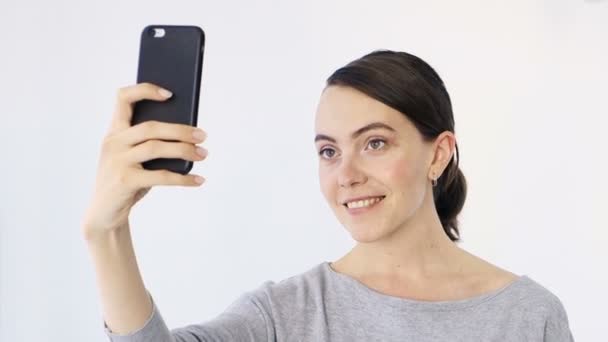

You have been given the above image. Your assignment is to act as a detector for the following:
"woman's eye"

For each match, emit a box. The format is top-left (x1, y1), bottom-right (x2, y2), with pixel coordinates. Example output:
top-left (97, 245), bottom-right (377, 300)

top-left (318, 148), bottom-right (336, 159)
top-left (368, 138), bottom-right (386, 150)
top-left (318, 139), bottom-right (386, 159)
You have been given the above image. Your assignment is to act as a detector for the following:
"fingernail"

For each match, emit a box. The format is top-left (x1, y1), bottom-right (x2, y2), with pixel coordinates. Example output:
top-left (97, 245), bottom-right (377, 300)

top-left (195, 146), bottom-right (207, 157)
top-left (158, 88), bottom-right (173, 98)
top-left (192, 129), bottom-right (206, 141)
top-left (194, 176), bottom-right (205, 184)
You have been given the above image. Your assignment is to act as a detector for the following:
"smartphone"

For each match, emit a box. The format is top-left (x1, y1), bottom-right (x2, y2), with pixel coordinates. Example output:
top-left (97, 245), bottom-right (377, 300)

top-left (131, 25), bottom-right (205, 175)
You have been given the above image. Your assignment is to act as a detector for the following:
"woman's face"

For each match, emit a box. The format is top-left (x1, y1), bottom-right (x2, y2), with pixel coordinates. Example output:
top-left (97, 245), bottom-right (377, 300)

top-left (314, 85), bottom-right (435, 243)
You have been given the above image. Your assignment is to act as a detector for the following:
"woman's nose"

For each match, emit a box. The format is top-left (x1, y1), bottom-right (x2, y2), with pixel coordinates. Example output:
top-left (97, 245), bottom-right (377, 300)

top-left (337, 156), bottom-right (367, 188)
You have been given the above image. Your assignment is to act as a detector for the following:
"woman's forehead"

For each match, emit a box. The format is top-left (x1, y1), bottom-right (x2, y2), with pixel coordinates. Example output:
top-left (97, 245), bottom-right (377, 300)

top-left (314, 86), bottom-right (415, 139)
top-left (318, 88), bottom-right (387, 122)
top-left (316, 86), bottom-right (384, 116)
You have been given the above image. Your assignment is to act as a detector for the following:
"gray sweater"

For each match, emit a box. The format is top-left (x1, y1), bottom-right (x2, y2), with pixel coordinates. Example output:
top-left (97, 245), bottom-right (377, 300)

top-left (104, 261), bottom-right (574, 341)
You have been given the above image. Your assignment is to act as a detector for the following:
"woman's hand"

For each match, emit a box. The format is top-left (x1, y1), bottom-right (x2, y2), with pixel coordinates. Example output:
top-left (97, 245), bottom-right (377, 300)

top-left (81, 82), bottom-right (208, 241)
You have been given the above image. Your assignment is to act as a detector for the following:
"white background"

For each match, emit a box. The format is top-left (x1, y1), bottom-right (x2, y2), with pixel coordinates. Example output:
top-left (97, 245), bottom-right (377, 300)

top-left (1, 0), bottom-right (606, 340)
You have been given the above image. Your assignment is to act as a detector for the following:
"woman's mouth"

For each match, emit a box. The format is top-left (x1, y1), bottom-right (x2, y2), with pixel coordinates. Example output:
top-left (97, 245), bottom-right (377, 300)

top-left (343, 196), bottom-right (386, 215)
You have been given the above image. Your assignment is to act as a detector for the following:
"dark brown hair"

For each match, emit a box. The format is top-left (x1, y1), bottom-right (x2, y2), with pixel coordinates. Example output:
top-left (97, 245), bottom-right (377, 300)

top-left (326, 50), bottom-right (467, 242)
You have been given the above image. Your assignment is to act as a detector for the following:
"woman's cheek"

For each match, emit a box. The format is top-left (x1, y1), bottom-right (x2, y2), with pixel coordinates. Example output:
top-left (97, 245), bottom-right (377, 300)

top-left (385, 156), bottom-right (417, 186)
top-left (386, 155), bottom-right (427, 202)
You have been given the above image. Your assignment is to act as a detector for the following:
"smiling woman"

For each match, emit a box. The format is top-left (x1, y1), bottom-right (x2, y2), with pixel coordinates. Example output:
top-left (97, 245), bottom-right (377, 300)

top-left (317, 50), bottom-right (465, 242)
top-left (98, 50), bottom-right (574, 342)
top-left (313, 51), bottom-right (470, 273)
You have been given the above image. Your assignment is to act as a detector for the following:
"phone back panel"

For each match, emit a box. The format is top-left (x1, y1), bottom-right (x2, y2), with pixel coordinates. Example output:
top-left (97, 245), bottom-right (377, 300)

top-left (132, 25), bottom-right (205, 175)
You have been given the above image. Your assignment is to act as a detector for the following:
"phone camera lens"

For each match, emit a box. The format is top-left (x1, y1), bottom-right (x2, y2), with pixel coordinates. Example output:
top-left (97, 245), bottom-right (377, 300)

top-left (147, 27), bottom-right (165, 38)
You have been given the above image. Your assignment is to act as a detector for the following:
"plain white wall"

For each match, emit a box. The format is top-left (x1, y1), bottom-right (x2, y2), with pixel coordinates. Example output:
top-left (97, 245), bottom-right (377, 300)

top-left (1, 0), bottom-right (606, 340)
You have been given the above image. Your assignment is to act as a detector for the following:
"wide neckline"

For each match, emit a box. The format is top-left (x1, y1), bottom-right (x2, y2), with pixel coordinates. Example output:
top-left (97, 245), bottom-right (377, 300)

top-left (321, 261), bottom-right (530, 311)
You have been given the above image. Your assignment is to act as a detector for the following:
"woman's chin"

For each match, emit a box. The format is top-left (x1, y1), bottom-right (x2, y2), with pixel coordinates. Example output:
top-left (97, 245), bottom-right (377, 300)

top-left (345, 225), bottom-right (389, 243)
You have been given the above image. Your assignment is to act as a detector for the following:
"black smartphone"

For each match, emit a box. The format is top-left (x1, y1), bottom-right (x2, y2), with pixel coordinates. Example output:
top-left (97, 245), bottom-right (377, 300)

top-left (131, 25), bottom-right (205, 175)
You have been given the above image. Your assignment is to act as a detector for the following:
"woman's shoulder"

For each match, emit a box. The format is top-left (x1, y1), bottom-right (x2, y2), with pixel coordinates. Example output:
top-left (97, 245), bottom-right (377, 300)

top-left (247, 262), bottom-right (329, 296)
top-left (494, 273), bottom-right (573, 339)
top-left (471, 265), bottom-right (570, 324)
top-left (226, 262), bottom-right (328, 315)
top-left (505, 274), bottom-right (569, 312)
top-left (468, 259), bottom-right (567, 311)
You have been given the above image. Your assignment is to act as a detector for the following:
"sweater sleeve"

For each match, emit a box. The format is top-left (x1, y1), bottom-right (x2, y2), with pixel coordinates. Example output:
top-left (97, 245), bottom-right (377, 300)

top-left (103, 289), bottom-right (274, 342)
top-left (543, 295), bottom-right (575, 342)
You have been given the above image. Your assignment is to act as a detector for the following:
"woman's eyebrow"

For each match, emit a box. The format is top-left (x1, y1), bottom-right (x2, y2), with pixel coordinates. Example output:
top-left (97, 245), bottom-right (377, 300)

top-left (314, 122), bottom-right (396, 143)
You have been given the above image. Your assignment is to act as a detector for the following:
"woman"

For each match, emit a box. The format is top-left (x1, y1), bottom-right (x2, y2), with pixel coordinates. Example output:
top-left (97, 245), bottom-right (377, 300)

top-left (83, 50), bottom-right (574, 341)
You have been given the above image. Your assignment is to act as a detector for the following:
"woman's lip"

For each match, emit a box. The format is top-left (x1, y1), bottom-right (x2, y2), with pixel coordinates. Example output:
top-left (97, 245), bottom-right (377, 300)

top-left (343, 196), bottom-right (386, 215)
top-left (342, 195), bottom-right (386, 205)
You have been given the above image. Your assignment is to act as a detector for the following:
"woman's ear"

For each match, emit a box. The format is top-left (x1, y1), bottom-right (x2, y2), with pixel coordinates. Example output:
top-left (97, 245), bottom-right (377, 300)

top-left (428, 131), bottom-right (456, 179)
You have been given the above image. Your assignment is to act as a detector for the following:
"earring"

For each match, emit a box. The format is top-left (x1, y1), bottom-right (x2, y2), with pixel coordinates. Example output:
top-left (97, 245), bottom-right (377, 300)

top-left (431, 173), bottom-right (438, 187)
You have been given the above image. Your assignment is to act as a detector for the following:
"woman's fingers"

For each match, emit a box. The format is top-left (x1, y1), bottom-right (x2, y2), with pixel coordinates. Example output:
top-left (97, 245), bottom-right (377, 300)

top-left (126, 140), bottom-right (208, 164)
top-left (109, 82), bottom-right (173, 134)
top-left (130, 169), bottom-right (205, 188)
top-left (117, 120), bottom-right (207, 147)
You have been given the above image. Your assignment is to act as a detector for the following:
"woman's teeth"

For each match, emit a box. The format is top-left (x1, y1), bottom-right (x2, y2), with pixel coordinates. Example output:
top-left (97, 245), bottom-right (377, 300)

top-left (345, 196), bottom-right (384, 209)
